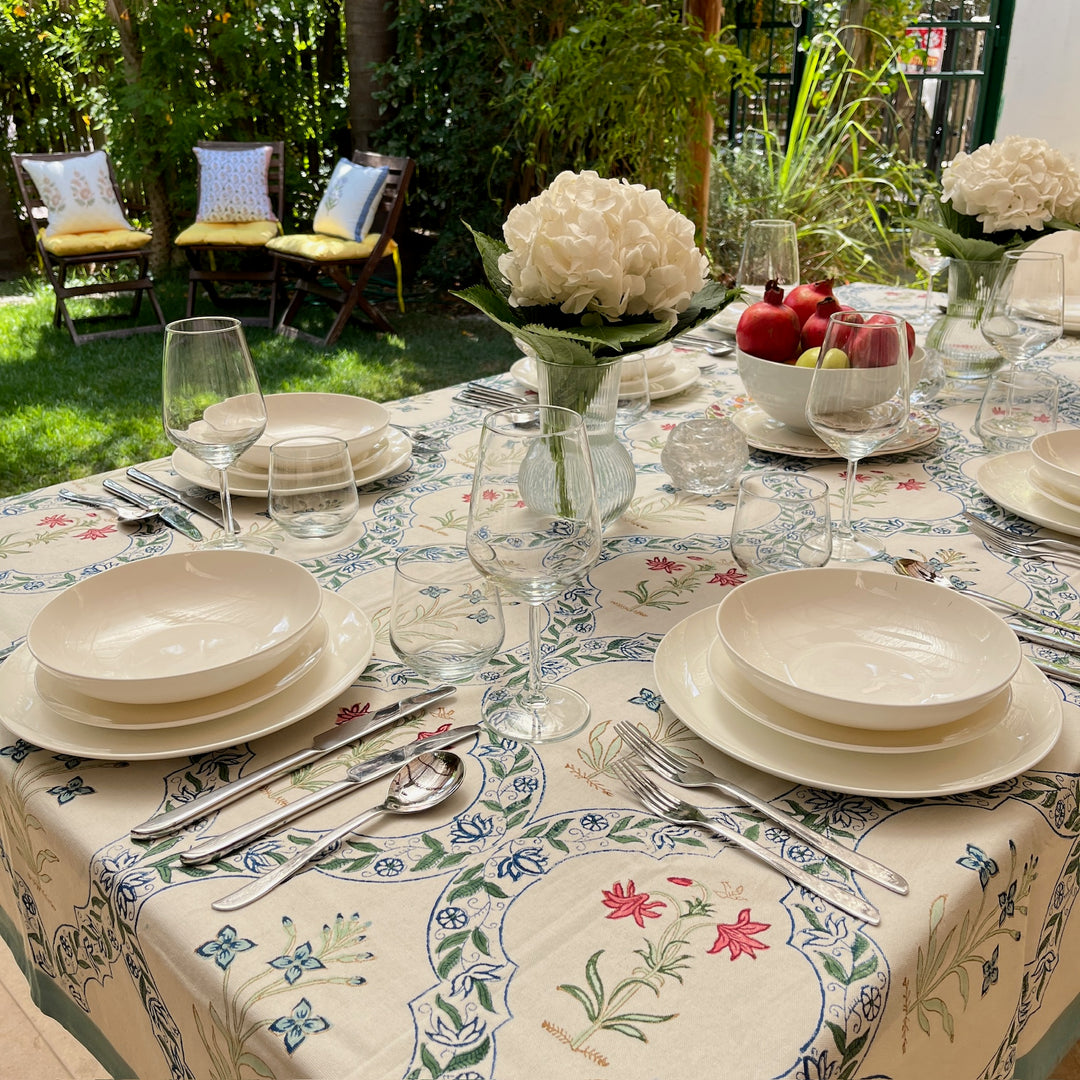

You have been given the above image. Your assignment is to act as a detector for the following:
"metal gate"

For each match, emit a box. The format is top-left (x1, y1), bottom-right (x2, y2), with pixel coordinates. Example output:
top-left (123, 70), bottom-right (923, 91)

top-left (723, 0), bottom-right (1015, 175)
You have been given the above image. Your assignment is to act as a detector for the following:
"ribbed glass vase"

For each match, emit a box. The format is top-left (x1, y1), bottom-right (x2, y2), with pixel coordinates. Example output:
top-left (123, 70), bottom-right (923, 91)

top-left (535, 355), bottom-right (636, 529)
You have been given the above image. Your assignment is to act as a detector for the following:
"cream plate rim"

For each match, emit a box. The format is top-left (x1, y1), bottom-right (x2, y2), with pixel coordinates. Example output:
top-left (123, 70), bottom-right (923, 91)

top-left (977, 450), bottom-right (1080, 538)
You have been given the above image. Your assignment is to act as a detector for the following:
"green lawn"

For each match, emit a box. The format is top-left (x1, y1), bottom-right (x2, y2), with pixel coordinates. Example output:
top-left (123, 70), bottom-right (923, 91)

top-left (0, 273), bottom-right (518, 498)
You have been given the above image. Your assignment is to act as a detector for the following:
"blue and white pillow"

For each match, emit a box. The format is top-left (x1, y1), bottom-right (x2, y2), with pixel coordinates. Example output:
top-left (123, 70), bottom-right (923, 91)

top-left (313, 159), bottom-right (389, 242)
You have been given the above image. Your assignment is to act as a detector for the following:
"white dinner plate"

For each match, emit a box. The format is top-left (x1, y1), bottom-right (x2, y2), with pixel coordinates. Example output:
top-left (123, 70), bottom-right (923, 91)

top-left (977, 451), bottom-right (1080, 538)
top-left (706, 639), bottom-right (1009, 754)
top-left (654, 606), bottom-right (1061, 797)
top-left (172, 429), bottom-right (413, 498)
top-left (509, 354), bottom-right (700, 400)
top-left (34, 615), bottom-right (329, 730)
top-left (1026, 467), bottom-right (1080, 515)
top-left (729, 402), bottom-right (940, 459)
top-left (0, 590), bottom-right (374, 760)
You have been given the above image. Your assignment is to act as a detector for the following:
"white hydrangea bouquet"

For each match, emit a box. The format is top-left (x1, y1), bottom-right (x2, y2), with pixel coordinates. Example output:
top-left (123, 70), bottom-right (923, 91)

top-left (455, 170), bottom-right (736, 368)
top-left (914, 135), bottom-right (1080, 260)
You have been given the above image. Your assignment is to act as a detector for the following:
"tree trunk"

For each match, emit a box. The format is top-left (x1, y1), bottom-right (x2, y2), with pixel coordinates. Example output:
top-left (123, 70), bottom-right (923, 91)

top-left (0, 175), bottom-right (29, 279)
top-left (686, 0), bottom-right (724, 249)
top-left (105, 0), bottom-right (172, 274)
top-left (344, 0), bottom-right (393, 152)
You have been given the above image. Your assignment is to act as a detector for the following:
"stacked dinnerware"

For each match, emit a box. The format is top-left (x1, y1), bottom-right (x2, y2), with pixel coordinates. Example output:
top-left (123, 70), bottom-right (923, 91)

top-left (651, 566), bottom-right (1063, 798)
top-left (170, 393), bottom-right (410, 496)
top-left (2, 551), bottom-right (376, 759)
top-left (1028, 430), bottom-right (1080, 511)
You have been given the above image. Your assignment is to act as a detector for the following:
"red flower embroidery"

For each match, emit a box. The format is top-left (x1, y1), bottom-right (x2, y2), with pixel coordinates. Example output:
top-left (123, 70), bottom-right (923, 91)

top-left (601, 880), bottom-right (666, 927)
top-left (39, 514), bottom-right (72, 528)
top-left (646, 557), bottom-right (684, 574)
top-left (336, 701), bottom-right (371, 725)
top-left (482, 489), bottom-right (498, 501)
top-left (668, 877), bottom-right (694, 887)
top-left (76, 525), bottom-right (116, 540)
top-left (992, 405), bottom-right (1006, 416)
top-left (462, 493), bottom-right (471, 503)
top-left (707, 908), bottom-right (771, 960)
top-left (1035, 413), bottom-right (1052, 424)
top-left (709, 569), bottom-right (746, 586)
top-left (418, 723), bottom-right (452, 739)
top-left (661, 422), bottom-right (676, 431)
top-left (896, 479), bottom-right (924, 491)
top-left (839, 470), bottom-right (871, 483)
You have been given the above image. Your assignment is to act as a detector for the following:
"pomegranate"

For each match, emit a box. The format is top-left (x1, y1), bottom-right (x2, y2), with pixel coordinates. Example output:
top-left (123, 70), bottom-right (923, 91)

top-left (877, 310), bottom-right (917, 355)
top-left (851, 313), bottom-right (905, 368)
top-left (801, 296), bottom-right (861, 351)
top-left (736, 280), bottom-right (802, 364)
top-left (783, 279), bottom-right (836, 327)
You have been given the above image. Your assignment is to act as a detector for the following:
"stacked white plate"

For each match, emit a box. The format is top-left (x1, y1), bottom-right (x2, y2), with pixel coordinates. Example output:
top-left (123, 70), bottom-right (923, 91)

top-left (1, 551), bottom-right (375, 759)
top-left (172, 393), bottom-right (412, 497)
top-left (510, 343), bottom-right (700, 400)
top-left (653, 567), bottom-right (1063, 797)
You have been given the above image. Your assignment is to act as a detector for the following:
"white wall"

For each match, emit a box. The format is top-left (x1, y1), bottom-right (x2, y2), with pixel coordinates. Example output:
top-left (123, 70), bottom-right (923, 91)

top-left (996, 0), bottom-right (1080, 161)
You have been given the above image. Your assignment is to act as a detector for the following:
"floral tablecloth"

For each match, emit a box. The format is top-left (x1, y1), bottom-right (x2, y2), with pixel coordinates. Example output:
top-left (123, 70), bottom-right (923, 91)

top-left (0, 285), bottom-right (1078, 1080)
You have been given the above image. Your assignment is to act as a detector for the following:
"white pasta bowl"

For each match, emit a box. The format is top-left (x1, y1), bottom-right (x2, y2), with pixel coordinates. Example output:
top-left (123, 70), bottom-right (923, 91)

top-left (736, 346), bottom-right (924, 434)
top-left (714, 566), bottom-right (1021, 730)
top-left (27, 551), bottom-right (323, 704)
top-left (237, 392), bottom-right (390, 471)
top-left (1031, 429), bottom-right (1080, 503)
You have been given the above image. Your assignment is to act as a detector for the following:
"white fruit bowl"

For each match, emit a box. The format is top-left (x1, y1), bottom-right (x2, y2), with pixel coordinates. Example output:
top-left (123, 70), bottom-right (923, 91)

top-left (27, 551), bottom-right (324, 705)
top-left (714, 566), bottom-right (1020, 730)
top-left (1031, 429), bottom-right (1080, 503)
top-left (736, 346), bottom-right (924, 434)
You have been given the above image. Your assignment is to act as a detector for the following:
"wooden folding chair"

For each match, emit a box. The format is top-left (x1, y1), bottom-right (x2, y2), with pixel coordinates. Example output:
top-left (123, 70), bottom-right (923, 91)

top-left (269, 151), bottom-right (414, 348)
top-left (174, 140), bottom-right (285, 328)
top-left (11, 150), bottom-right (165, 346)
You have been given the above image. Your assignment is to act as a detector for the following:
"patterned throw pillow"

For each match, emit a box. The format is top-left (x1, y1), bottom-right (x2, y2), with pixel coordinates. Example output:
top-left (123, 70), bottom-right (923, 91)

top-left (22, 151), bottom-right (132, 237)
top-left (313, 159), bottom-right (389, 242)
top-left (194, 146), bottom-right (275, 223)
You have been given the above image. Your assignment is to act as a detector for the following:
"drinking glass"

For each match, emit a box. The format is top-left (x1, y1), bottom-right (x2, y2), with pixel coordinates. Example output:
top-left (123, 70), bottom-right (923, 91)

top-left (730, 471), bottom-right (832, 575)
top-left (465, 405), bottom-right (602, 742)
top-left (736, 219), bottom-right (800, 302)
top-left (806, 311), bottom-right (910, 562)
top-left (268, 436), bottom-right (359, 538)
top-left (390, 546), bottom-right (505, 682)
top-left (616, 353), bottom-right (651, 424)
top-left (909, 194), bottom-right (950, 327)
top-left (162, 317), bottom-right (267, 549)
top-left (979, 250), bottom-right (1065, 368)
top-left (974, 369), bottom-right (1059, 453)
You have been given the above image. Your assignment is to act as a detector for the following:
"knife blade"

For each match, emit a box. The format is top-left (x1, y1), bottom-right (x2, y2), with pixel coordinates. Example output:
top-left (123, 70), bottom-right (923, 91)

top-left (125, 466), bottom-right (226, 529)
top-left (129, 683), bottom-right (455, 839)
top-left (103, 479), bottom-right (203, 541)
top-left (1034, 662), bottom-right (1080, 687)
top-left (179, 723), bottom-right (483, 864)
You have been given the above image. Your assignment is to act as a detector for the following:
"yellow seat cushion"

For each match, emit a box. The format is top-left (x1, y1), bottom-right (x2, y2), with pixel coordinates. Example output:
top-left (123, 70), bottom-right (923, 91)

top-left (267, 232), bottom-right (392, 262)
top-left (174, 220), bottom-right (280, 247)
top-left (40, 228), bottom-right (152, 256)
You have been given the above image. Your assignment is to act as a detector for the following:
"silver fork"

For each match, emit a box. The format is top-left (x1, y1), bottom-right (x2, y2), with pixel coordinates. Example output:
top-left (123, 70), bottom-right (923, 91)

top-left (965, 512), bottom-right (1080, 558)
top-left (609, 760), bottom-right (881, 925)
top-left (976, 531), bottom-right (1080, 570)
top-left (615, 722), bottom-right (907, 895)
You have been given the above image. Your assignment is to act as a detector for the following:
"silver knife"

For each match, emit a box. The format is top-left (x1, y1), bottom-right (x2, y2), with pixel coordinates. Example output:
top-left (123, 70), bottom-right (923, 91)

top-left (129, 684), bottom-right (455, 839)
top-left (103, 479), bottom-right (202, 541)
top-left (126, 466), bottom-right (226, 529)
top-left (1034, 662), bottom-right (1080, 687)
top-left (179, 723), bottom-right (483, 864)
top-left (1011, 623), bottom-right (1080, 657)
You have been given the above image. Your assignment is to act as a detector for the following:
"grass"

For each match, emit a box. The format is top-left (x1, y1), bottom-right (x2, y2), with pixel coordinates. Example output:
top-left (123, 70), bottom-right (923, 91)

top-left (0, 272), bottom-right (519, 498)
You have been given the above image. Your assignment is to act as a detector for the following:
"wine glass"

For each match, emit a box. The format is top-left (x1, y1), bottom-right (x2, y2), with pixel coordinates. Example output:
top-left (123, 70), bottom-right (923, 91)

top-left (465, 405), bottom-right (602, 742)
top-left (736, 219), bottom-right (800, 303)
top-left (979, 249), bottom-right (1065, 368)
top-left (806, 311), bottom-right (910, 562)
top-left (162, 316), bottom-right (267, 549)
top-left (910, 194), bottom-right (950, 327)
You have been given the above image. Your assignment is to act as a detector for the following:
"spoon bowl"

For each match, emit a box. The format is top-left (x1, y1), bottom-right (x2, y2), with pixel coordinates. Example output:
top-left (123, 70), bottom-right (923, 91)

top-left (212, 750), bottom-right (465, 910)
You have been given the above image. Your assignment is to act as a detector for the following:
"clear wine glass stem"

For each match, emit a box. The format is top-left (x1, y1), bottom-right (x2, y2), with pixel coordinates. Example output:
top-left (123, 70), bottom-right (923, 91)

top-left (840, 457), bottom-right (859, 540)
top-left (218, 467), bottom-right (239, 544)
top-left (922, 271), bottom-right (935, 322)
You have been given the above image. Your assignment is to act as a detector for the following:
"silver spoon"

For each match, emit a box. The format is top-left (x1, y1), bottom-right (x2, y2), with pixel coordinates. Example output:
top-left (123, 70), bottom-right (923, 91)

top-left (58, 488), bottom-right (162, 525)
top-left (211, 751), bottom-right (466, 911)
top-left (892, 557), bottom-right (1080, 638)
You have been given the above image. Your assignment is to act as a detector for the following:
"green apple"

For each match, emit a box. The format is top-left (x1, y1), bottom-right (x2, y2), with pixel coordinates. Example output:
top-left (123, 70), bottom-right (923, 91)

top-left (821, 347), bottom-right (849, 369)
top-left (794, 348), bottom-right (819, 368)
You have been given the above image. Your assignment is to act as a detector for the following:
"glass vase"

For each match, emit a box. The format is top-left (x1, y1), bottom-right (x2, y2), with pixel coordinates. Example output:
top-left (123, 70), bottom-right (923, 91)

top-left (925, 258), bottom-right (1005, 396)
top-left (535, 355), bottom-right (636, 529)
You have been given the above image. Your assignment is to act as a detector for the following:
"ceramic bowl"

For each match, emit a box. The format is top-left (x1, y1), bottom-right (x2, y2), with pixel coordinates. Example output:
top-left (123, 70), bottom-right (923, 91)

top-left (27, 551), bottom-right (323, 704)
top-left (736, 345), bottom-right (924, 434)
top-left (238, 393), bottom-right (390, 472)
top-left (714, 566), bottom-right (1021, 730)
top-left (1031, 429), bottom-right (1080, 503)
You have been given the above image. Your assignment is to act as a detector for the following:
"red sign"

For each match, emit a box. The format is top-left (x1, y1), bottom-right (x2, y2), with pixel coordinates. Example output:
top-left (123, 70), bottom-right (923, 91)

top-left (902, 26), bottom-right (947, 73)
